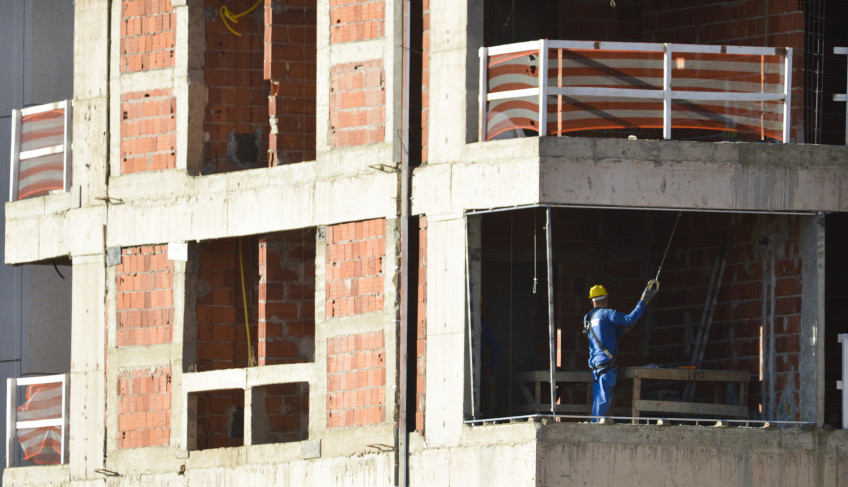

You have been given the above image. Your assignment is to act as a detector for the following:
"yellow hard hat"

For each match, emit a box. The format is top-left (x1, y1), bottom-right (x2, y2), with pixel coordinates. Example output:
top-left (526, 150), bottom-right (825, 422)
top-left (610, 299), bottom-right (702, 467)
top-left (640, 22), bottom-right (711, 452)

top-left (588, 284), bottom-right (608, 300)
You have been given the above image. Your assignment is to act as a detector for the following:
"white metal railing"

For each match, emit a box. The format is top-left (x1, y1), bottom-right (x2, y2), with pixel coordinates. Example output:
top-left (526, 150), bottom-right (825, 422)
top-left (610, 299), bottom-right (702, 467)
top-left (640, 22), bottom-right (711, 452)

top-left (833, 47), bottom-right (847, 144)
top-left (838, 334), bottom-right (848, 429)
top-left (6, 374), bottom-right (69, 467)
top-left (479, 40), bottom-right (792, 143)
top-left (9, 100), bottom-right (72, 201)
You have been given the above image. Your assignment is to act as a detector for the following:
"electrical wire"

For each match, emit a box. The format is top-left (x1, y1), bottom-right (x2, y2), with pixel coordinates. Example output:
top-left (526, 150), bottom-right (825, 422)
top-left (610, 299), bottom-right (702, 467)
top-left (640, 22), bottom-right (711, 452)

top-left (238, 238), bottom-right (255, 367)
top-left (220, 0), bottom-right (263, 37)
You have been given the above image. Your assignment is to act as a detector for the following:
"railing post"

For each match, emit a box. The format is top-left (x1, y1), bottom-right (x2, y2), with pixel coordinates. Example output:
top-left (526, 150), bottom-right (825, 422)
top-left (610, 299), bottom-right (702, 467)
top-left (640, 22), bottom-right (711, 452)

top-left (538, 39), bottom-right (548, 137)
top-left (839, 334), bottom-right (848, 428)
top-left (834, 47), bottom-right (848, 144)
top-left (6, 378), bottom-right (16, 468)
top-left (9, 109), bottom-right (21, 202)
top-left (478, 47), bottom-right (488, 142)
top-left (62, 100), bottom-right (72, 192)
top-left (782, 47), bottom-right (793, 143)
top-left (663, 43), bottom-right (672, 140)
top-left (61, 373), bottom-right (69, 464)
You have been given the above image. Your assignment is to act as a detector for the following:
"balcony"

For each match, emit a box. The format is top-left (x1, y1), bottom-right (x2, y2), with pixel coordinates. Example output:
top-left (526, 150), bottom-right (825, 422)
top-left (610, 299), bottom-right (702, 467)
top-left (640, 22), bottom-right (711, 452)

top-left (479, 40), bottom-right (792, 143)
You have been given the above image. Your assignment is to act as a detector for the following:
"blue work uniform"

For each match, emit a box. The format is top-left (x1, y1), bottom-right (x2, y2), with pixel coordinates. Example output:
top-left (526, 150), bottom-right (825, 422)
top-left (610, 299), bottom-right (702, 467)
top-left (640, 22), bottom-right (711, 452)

top-left (585, 301), bottom-right (646, 421)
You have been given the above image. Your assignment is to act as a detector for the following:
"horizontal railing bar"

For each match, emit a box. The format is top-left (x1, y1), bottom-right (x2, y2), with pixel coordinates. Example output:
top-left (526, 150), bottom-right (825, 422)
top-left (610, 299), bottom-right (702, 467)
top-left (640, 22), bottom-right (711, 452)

top-left (19, 145), bottom-right (65, 161)
top-left (834, 46), bottom-right (848, 55)
top-left (16, 418), bottom-right (63, 429)
top-left (487, 88), bottom-right (539, 101)
top-left (19, 100), bottom-right (67, 117)
top-left (14, 374), bottom-right (66, 386)
top-left (669, 91), bottom-right (786, 102)
top-left (485, 41), bottom-right (542, 56)
top-left (551, 87), bottom-right (662, 99)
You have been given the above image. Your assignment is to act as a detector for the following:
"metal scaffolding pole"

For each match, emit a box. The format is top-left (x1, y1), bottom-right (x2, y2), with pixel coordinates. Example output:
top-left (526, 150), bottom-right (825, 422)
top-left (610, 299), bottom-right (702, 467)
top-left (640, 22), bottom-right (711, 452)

top-left (546, 208), bottom-right (556, 415)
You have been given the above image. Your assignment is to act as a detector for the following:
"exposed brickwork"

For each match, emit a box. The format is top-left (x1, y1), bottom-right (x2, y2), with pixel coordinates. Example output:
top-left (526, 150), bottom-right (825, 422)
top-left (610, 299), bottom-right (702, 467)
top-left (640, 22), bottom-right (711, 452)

top-left (327, 332), bottom-right (385, 428)
top-left (264, 0), bottom-right (317, 165)
top-left (117, 367), bottom-right (172, 448)
top-left (415, 216), bottom-right (427, 432)
top-left (204, 0), bottom-right (268, 174)
top-left (325, 219), bottom-right (385, 318)
top-left (120, 0), bottom-right (176, 73)
top-left (120, 89), bottom-right (176, 174)
top-left (195, 238), bottom-right (257, 371)
top-left (192, 389), bottom-right (244, 449)
top-left (329, 0), bottom-right (385, 43)
top-left (116, 245), bottom-right (174, 347)
top-left (329, 60), bottom-right (386, 147)
top-left (251, 382), bottom-right (309, 444)
top-left (257, 232), bottom-right (316, 365)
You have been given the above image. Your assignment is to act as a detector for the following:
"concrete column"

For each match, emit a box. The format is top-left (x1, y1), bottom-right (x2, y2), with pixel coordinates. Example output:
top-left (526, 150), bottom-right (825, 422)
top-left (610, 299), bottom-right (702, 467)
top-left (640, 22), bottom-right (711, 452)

top-left (74, 0), bottom-right (110, 206)
top-left (69, 254), bottom-right (107, 481)
top-left (800, 213), bottom-right (826, 425)
top-left (424, 214), bottom-right (467, 446)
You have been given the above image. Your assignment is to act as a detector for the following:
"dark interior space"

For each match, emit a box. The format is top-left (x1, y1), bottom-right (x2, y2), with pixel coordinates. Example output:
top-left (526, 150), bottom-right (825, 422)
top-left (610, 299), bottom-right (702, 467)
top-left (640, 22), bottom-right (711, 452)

top-left (476, 207), bottom-right (808, 421)
top-left (824, 212), bottom-right (848, 427)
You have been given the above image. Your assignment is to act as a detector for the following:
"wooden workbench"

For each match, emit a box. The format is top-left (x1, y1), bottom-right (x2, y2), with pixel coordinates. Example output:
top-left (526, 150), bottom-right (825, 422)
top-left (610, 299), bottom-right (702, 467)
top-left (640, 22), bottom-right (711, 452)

top-left (622, 367), bottom-right (750, 421)
top-left (512, 367), bottom-right (750, 420)
top-left (512, 370), bottom-right (594, 414)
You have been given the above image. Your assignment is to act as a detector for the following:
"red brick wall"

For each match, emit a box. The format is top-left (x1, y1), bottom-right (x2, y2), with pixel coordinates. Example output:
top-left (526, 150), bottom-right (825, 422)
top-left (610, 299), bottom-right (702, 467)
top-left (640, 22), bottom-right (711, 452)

top-left (117, 366), bottom-right (172, 448)
top-left (329, 0), bottom-right (385, 43)
top-left (196, 238), bottom-right (257, 371)
top-left (325, 219), bottom-right (386, 318)
top-left (204, 0), bottom-right (268, 174)
top-left (120, 89), bottom-right (176, 174)
top-left (265, 0), bottom-right (317, 166)
top-left (415, 217), bottom-right (427, 432)
top-left (327, 332), bottom-right (386, 428)
top-left (116, 245), bottom-right (175, 347)
top-left (193, 389), bottom-right (244, 449)
top-left (329, 60), bottom-right (386, 147)
top-left (120, 0), bottom-right (176, 73)
top-left (252, 382), bottom-right (309, 444)
top-left (257, 233), bottom-right (316, 365)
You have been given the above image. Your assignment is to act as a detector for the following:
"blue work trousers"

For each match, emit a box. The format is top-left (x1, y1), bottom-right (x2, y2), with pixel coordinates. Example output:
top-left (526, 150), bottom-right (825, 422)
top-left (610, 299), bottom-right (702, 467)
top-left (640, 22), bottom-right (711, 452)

top-left (591, 366), bottom-right (617, 422)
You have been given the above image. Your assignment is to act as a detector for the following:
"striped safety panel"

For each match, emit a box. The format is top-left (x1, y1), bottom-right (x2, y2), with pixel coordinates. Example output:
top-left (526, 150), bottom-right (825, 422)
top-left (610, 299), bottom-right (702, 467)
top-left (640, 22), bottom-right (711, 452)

top-left (16, 382), bottom-right (63, 465)
top-left (485, 48), bottom-right (786, 141)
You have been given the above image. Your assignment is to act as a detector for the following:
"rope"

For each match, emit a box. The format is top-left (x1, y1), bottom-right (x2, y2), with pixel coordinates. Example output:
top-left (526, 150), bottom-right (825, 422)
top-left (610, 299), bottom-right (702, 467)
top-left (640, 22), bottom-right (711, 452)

top-left (653, 211), bottom-right (682, 283)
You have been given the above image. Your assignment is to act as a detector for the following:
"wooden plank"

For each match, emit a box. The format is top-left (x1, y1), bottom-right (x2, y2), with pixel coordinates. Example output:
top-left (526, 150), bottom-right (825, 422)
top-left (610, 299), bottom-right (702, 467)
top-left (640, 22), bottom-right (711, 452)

top-left (622, 367), bottom-right (749, 383)
top-left (634, 399), bottom-right (747, 418)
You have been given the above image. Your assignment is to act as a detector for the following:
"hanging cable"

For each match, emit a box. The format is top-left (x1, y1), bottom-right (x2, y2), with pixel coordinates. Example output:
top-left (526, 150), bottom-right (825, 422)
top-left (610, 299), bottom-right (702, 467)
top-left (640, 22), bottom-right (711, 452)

top-left (238, 238), bottom-right (255, 367)
top-left (532, 210), bottom-right (538, 294)
top-left (648, 211), bottom-right (682, 291)
top-left (220, 0), bottom-right (263, 37)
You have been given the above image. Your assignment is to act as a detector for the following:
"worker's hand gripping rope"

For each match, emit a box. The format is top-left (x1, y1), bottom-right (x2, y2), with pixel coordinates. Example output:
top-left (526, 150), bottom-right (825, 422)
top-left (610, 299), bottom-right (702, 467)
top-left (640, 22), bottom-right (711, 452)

top-left (641, 282), bottom-right (658, 304)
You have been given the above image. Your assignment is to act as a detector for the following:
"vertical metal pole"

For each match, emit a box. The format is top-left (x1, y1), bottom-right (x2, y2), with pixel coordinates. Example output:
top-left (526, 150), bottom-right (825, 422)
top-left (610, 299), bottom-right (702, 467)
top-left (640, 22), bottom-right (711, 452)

top-left (61, 374), bottom-right (69, 464)
top-left (9, 108), bottom-right (21, 202)
top-left (399, 0), bottom-right (411, 484)
top-left (479, 47), bottom-right (488, 142)
top-left (63, 100), bottom-right (72, 192)
top-left (545, 208), bottom-right (556, 415)
top-left (538, 39), bottom-right (549, 137)
top-left (663, 44), bottom-right (672, 140)
top-left (557, 48), bottom-right (563, 136)
top-left (837, 47), bottom-right (848, 144)
top-left (782, 48), bottom-right (793, 144)
top-left (839, 334), bottom-right (848, 428)
top-left (465, 217), bottom-right (476, 418)
top-left (6, 378), bottom-right (17, 468)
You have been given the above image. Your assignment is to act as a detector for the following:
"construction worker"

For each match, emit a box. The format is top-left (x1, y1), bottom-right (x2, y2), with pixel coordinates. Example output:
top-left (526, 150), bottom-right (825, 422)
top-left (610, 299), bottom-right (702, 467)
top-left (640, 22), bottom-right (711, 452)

top-left (584, 283), bottom-right (657, 422)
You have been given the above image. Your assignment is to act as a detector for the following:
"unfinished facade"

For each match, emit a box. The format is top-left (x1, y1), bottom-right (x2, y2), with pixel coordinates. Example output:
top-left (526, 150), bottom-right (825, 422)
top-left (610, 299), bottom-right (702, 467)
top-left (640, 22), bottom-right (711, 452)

top-left (3, 0), bottom-right (848, 485)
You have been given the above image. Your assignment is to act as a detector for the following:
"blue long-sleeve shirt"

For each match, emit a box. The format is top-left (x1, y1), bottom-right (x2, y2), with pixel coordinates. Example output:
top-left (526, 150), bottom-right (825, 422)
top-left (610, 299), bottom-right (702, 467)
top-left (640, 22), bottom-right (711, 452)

top-left (585, 301), bottom-right (646, 368)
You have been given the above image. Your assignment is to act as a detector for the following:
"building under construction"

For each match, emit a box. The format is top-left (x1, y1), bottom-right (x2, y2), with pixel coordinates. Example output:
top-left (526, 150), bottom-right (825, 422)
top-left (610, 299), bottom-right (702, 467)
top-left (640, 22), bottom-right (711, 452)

top-left (3, 0), bottom-right (848, 485)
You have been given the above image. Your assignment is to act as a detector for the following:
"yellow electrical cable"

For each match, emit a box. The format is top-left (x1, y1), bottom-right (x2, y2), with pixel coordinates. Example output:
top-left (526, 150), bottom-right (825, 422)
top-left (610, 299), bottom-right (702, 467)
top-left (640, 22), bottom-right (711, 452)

top-left (238, 238), bottom-right (255, 367)
top-left (220, 0), bottom-right (263, 37)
